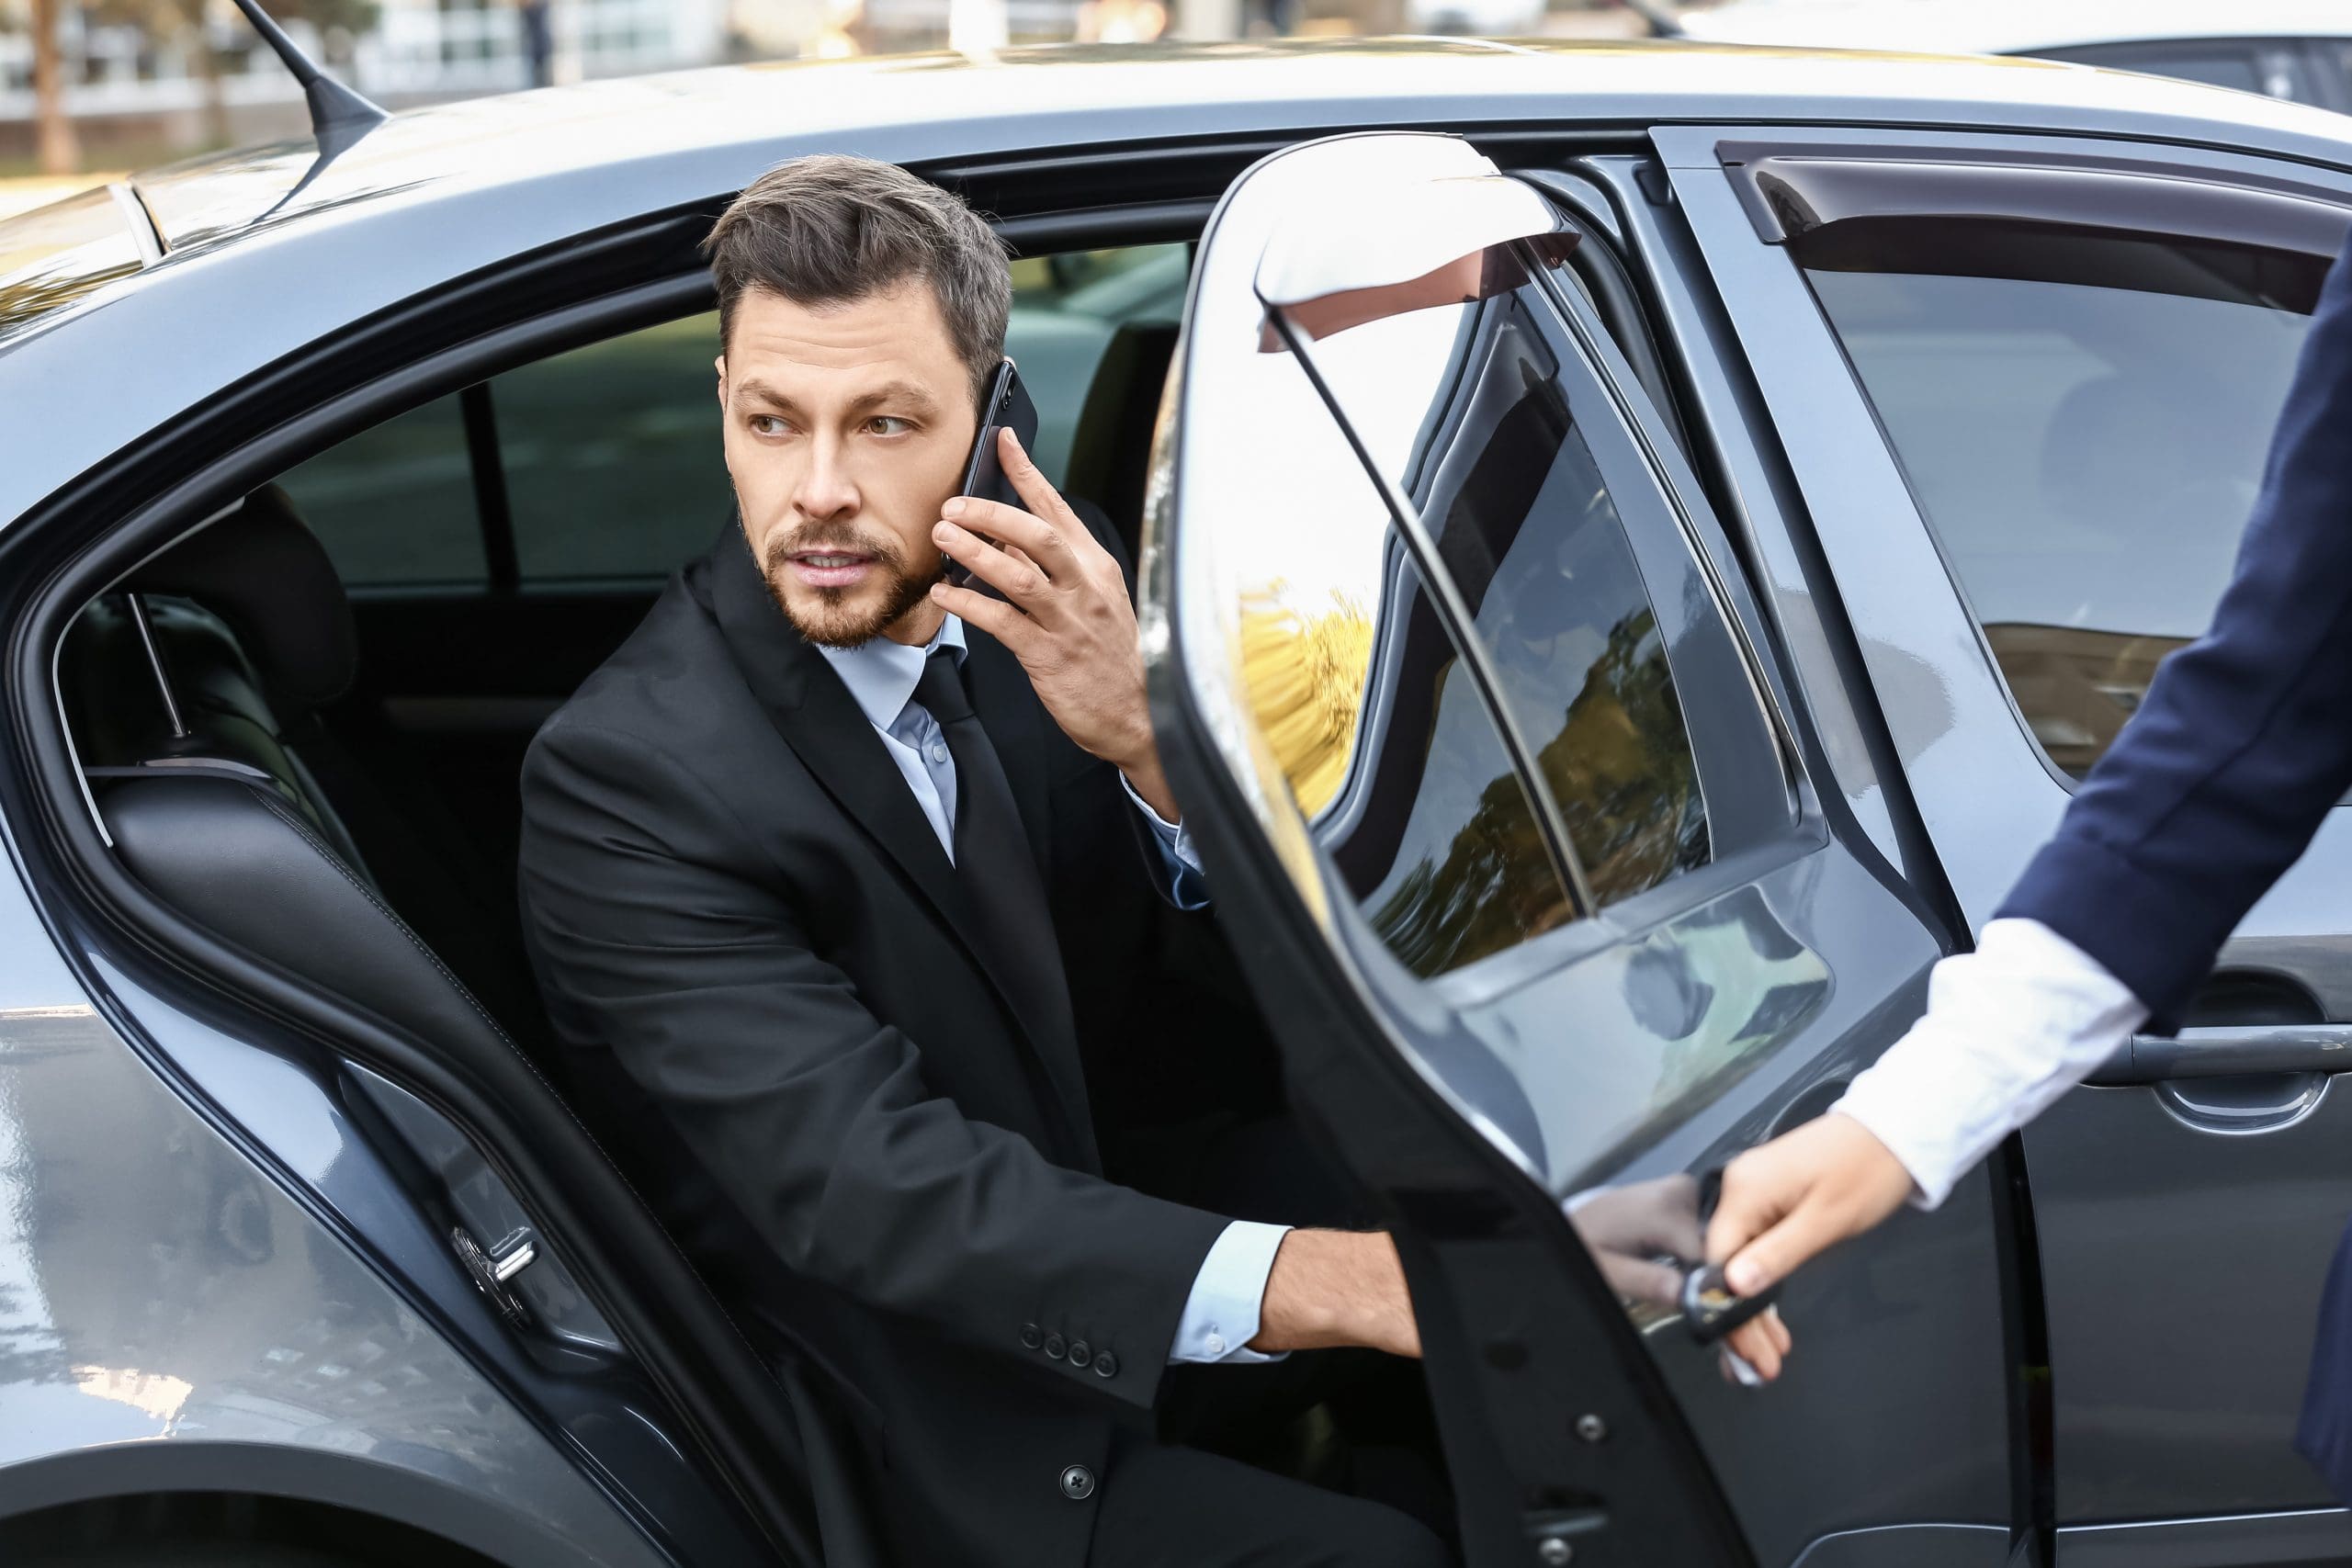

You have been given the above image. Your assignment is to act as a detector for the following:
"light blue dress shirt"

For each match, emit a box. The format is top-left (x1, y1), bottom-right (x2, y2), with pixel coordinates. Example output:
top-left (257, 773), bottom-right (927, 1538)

top-left (819, 617), bottom-right (1287, 1364)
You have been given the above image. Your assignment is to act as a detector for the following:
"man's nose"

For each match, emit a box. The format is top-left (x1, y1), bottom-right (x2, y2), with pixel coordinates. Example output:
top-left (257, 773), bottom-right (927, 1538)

top-left (795, 433), bottom-right (861, 520)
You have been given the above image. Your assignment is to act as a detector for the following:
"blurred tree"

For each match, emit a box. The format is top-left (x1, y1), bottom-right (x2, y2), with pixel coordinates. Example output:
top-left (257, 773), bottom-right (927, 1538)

top-left (87, 0), bottom-right (379, 149)
top-left (30, 0), bottom-right (80, 175)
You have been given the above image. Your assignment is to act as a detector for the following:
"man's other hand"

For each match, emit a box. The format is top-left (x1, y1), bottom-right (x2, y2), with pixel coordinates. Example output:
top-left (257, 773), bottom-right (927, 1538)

top-left (930, 428), bottom-right (1178, 819)
top-left (1250, 1230), bottom-right (1421, 1359)
top-left (1570, 1174), bottom-right (1793, 1382)
top-left (1705, 1113), bottom-right (1917, 1301)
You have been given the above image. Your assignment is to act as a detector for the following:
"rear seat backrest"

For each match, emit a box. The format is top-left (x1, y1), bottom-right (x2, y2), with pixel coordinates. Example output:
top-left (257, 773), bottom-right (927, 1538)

top-left (62, 486), bottom-right (543, 1040)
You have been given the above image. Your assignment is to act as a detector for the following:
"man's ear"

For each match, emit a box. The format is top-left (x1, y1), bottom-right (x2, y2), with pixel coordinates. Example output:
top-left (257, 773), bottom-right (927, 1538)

top-left (714, 355), bottom-right (727, 408)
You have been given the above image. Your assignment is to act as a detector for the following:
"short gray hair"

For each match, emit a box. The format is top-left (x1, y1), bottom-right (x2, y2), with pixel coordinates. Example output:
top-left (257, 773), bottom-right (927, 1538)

top-left (703, 154), bottom-right (1011, 404)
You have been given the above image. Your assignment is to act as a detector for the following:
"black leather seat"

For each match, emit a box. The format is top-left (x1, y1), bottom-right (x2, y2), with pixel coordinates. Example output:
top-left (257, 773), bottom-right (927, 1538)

top-left (60, 486), bottom-right (542, 1040)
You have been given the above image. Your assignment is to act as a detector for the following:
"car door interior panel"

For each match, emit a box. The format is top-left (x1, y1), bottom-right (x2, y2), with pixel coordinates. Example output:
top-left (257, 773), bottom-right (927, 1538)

top-left (1659, 121), bottom-right (2352, 1557)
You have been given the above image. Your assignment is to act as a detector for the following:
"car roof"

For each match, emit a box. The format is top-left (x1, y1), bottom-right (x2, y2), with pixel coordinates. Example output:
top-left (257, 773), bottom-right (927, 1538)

top-left (1682, 0), bottom-right (2352, 55)
top-left (115, 37), bottom-right (2352, 254)
top-left (9, 37), bottom-right (2352, 525)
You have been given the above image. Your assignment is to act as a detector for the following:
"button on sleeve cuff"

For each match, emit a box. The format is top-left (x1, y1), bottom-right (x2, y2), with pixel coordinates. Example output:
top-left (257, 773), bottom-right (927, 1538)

top-left (1169, 1220), bottom-right (1290, 1364)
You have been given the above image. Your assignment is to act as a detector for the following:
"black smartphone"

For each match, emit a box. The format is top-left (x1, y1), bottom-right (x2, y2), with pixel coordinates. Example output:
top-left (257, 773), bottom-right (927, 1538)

top-left (948, 357), bottom-right (1040, 586)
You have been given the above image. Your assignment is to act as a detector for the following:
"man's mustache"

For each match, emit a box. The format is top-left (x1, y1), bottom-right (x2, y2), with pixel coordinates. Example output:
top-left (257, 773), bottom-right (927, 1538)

top-left (763, 526), bottom-right (907, 573)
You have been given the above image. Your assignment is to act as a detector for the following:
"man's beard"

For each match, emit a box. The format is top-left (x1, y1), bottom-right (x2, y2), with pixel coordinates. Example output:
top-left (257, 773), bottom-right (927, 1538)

top-left (761, 524), bottom-right (944, 649)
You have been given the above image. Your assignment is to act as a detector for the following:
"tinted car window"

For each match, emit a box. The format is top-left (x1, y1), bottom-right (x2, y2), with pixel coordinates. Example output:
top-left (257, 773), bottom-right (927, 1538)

top-left (1201, 309), bottom-right (1577, 977)
top-left (2041, 39), bottom-right (2312, 102)
top-left (1008, 242), bottom-right (1190, 485)
top-left (1288, 247), bottom-right (1710, 901)
top-left (1804, 228), bottom-right (2315, 776)
top-left (277, 395), bottom-right (489, 587)
top-left (503, 312), bottom-right (732, 581)
top-left (278, 243), bottom-right (1193, 591)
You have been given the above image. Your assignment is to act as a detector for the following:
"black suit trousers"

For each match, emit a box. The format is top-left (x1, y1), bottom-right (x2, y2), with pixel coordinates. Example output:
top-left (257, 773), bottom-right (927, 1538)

top-left (1088, 1429), bottom-right (1452, 1568)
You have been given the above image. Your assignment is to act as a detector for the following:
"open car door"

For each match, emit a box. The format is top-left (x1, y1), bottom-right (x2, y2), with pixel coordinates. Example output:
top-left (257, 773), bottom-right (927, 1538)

top-left (1142, 133), bottom-right (2024, 1568)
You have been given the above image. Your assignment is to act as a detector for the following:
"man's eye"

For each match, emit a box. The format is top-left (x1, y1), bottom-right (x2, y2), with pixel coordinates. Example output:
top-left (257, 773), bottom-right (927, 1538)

top-left (866, 416), bottom-right (914, 436)
top-left (751, 415), bottom-right (792, 436)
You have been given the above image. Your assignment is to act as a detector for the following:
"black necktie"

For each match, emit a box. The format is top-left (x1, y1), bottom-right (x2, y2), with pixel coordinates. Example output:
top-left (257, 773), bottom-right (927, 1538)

top-left (913, 648), bottom-right (1091, 1155)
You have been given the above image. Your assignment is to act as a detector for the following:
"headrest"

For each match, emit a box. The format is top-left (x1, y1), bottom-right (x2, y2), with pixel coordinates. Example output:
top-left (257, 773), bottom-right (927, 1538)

top-left (126, 485), bottom-right (356, 714)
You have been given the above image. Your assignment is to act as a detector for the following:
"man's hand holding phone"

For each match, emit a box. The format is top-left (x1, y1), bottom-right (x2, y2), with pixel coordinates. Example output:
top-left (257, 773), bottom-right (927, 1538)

top-left (930, 427), bottom-right (1179, 821)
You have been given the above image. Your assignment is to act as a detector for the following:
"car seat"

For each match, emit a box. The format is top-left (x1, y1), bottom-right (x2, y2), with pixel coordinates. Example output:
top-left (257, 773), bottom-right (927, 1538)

top-left (59, 484), bottom-right (541, 1039)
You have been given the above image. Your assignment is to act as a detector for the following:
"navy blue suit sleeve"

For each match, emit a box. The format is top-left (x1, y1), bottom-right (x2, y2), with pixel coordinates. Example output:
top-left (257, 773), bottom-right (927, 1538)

top-left (1999, 233), bottom-right (2352, 1029)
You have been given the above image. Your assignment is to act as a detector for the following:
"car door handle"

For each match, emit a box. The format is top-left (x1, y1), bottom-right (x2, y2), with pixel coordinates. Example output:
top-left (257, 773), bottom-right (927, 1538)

top-left (2086, 1024), bottom-right (2352, 1085)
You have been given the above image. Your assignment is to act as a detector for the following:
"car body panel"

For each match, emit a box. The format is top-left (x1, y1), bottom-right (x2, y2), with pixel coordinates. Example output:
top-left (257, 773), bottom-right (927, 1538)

top-left (0, 849), bottom-right (676, 1563)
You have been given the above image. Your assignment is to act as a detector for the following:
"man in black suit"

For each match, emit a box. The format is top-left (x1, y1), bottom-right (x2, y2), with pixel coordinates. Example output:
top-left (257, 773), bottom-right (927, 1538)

top-left (517, 154), bottom-right (1449, 1567)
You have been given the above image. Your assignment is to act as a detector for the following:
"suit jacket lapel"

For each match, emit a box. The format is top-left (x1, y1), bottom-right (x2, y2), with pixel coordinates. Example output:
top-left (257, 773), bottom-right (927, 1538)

top-left (707, 531), bottom-right (1097, 1166)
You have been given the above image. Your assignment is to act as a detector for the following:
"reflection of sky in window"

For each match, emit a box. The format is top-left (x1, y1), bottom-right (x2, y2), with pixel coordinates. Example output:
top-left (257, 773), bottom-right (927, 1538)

top-left (1473, 428), bottom-right (1622, 741)
top-left (1215, 302), bottom-right (1472, 617)
top-left (1815, 272), bottom-right (2306, 639)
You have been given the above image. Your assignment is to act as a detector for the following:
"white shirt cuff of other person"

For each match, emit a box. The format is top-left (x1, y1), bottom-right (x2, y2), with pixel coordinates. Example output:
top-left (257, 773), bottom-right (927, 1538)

top-left (1834, 918), bottom-right (2149, 1209)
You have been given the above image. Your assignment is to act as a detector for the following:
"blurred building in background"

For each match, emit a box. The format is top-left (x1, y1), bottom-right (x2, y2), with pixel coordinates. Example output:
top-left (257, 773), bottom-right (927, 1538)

top-left (0, 0), bottom-right (1634, 173)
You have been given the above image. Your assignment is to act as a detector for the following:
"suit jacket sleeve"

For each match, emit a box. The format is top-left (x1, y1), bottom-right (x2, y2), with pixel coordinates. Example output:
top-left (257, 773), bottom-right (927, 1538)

top-left (1999, 233), bottom-right (2352, 1030)
top-left (518, 716), bottom-right (1231, 1408)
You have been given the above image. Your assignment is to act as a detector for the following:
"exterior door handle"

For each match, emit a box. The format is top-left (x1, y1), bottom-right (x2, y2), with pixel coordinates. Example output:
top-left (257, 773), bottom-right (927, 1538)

top-left (2086, 1024), bottom-right (2352, 1086)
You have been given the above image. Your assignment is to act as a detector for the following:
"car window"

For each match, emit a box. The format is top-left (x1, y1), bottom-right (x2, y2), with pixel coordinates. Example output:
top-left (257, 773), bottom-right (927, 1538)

top-left (279, 242), bottom-right (1192, 591)
top-left (1193, 288), bottom-right (1577, 978)
top-left (1287, 244), bottom-right (1712, 903)
top-left (503, 312), bottom-right (732, 581)
top-left (1007, 242), bottom-right (1190, 486)
top-left (1801, 225), bottom-right (2318, 777)
top-left (277, 395), bottom-right (489, 587)
top-left (2043, 39), bottom-right (2311, 101)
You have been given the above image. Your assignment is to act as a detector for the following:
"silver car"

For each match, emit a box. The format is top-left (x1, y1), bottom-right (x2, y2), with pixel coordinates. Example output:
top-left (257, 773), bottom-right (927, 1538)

top-left (5, 36), bottom-right (2352, 1568)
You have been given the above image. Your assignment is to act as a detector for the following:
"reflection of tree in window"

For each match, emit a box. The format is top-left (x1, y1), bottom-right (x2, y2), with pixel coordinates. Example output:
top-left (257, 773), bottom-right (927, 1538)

top-left (1534, 605), bottom-right (1706, 902)
top-left (1369, 734), bottom-right (1566, 976)
top-left (1370, 605), bottom-right (1700, 973)
top-left (1238, 586), bottom-right (1374, 816)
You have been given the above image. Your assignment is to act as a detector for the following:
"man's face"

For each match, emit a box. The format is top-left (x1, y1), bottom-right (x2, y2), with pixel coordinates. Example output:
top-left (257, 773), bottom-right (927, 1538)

top-left (717, 278), bottom-right (978, 648)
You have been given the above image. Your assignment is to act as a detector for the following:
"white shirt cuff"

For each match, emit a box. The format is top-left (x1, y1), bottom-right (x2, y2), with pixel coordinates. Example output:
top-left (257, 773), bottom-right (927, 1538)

top-left (1119, 774), bottom-right (1208, 909)
top-left (1833, 918), bottom-right (2147, 1210)
top-left (1169, 1220), bottom-right (1291, 1364)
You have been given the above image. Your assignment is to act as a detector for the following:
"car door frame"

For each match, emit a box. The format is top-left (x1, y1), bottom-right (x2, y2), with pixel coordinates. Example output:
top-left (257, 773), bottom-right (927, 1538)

top-left (1147, 130), bottom-right (2021, 1568)
top-left (1653, 120), bottom-right (2352, 1560)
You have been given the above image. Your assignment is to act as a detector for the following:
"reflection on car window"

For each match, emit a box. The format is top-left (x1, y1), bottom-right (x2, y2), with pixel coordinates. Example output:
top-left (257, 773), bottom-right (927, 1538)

top-left (1290, 251), bottom-right (1709, 902)
top-left (1193, 318), bottom-right (1576, 976)
top-left (1804, 229), bottom-right (2315, 777)
top-left (0, 186), bottom-right (144, 348)
top-left (277, 395), bottom-right (488, 586)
